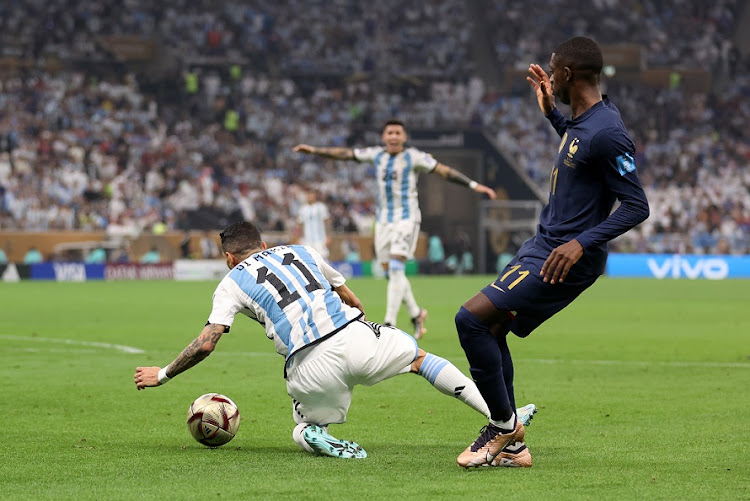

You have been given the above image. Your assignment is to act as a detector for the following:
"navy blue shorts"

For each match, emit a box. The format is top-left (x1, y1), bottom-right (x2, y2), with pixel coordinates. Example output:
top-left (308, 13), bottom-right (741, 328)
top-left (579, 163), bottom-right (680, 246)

top-left (481, 252), bottom-right (597, 338)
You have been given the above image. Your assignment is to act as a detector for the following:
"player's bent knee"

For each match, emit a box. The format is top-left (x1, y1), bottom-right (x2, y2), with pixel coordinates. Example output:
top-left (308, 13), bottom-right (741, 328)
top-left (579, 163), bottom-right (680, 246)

top-left (455, 307), bottom-right (483, 339)
top-left (410, 348), bottom-right (427, 373)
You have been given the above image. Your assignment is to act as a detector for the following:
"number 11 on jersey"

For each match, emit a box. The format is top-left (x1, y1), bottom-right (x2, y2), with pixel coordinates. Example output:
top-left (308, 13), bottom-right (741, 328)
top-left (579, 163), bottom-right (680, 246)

top-left (550, 165), bottom-right (559, 195)
top-left (499, 265), bottom-right (529, 290)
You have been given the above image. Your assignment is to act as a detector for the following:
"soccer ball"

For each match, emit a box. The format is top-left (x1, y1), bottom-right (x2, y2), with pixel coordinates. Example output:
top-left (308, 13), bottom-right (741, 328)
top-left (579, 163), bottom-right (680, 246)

top-left (186, 393), bottom-right (241, 447)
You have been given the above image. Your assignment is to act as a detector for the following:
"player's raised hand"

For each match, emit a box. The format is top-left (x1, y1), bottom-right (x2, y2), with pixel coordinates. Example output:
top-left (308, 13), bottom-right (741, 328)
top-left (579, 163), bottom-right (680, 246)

top-left (134, 366), bottom-right (161, 390)
top-left (475, 183), bottom-right (497, 200)
top-left (540, 239), bottom-right (583, 284)
top-left (293, 144), bottom-right (315, 154)
top-left (526, 64), bottom-right (555, 115)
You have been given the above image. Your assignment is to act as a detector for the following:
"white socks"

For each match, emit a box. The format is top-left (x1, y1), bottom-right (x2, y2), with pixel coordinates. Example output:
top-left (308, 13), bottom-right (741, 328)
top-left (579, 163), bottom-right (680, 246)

top-left (490, 414), bottom-right (517, 432)
top-left (401, 276), bottom-right (421, 319)
top-left (384, 262), bottom-right (407, 325)
top-left (418, 353), bottom-right (490, 418)
top-left (385, 260), bottom-right (421, 325)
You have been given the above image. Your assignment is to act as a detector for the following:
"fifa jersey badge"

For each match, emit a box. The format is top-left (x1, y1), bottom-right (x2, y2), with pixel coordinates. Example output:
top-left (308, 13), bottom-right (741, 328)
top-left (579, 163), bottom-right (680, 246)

top-left (616, 152), bottom-right (636, 176)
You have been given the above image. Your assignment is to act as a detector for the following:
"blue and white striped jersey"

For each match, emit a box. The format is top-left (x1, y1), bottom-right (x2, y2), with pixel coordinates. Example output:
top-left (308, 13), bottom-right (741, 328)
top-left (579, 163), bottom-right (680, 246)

top-left (298, 201), bottom-right (329, 250)
top-left (353, 146), bottom-right (437, 224)
top-left (207, 245), bottom-right (362, 361)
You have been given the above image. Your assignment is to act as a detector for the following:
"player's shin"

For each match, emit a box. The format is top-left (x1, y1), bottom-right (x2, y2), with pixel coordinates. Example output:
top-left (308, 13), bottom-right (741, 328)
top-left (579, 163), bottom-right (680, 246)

top-left (417, 353), bottom-right (490, 418)
top-left (401, 277), bottom-right (422, 319)
top-left (384, 260), bottom-right (407, 325)
top-left (497, 333), bottom-right (517, 412)
top-left (455, 307), bottom-right (514, 425)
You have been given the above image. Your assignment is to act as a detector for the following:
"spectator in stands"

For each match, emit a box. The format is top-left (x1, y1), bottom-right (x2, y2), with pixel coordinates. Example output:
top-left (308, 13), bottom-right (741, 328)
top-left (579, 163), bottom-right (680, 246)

top-left (342, 239), bottom-right (361, 263)
top-left (427, 234), bottom-right (446, 275)
top-left (114, 247), bottom-right (131, 263)
top-left (0, 248), bottom-right (8, 264)
top-left (200, 232), bottom-right (220, 258)
top-left (495, 251), bottom-right (514, 274)
top-left (140, 246), bottom-right (161, 264)
top-left (86, 247), bottom-right (107, 264)
top-left (22, 246), bottom-right (43, 264)
top-left (0, 0), bottom-right (747, 261)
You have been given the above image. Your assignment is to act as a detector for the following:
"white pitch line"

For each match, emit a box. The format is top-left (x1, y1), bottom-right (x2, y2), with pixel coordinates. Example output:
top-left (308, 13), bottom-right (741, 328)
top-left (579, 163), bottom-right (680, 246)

top-left (0, 335), bottom-right (145, 354)
top-left (521, 358), bottom-right (750, 369)
top-left (9, 347), bottom-right (98, 354)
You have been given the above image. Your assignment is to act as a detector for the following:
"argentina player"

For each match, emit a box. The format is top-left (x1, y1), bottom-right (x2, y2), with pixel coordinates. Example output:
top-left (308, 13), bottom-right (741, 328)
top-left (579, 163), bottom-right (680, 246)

top-left (297, 189), bottom-right (331, 258)
top-left (455, 37), bottom-right (650, 468)
top-left (293, 120), bottom-right (496, 339)
top-left (134, 222), bottom-right (535, 459)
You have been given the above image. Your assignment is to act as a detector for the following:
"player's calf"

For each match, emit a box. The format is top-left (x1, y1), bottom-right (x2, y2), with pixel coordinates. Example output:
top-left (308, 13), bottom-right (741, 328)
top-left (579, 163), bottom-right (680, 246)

top-left (415, 352), bottom-right (490, 418)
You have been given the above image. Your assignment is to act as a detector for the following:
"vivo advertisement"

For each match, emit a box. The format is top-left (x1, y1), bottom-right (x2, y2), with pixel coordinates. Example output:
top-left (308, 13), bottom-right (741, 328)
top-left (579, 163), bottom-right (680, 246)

top-left (606, 254), bottom-right (750, 279)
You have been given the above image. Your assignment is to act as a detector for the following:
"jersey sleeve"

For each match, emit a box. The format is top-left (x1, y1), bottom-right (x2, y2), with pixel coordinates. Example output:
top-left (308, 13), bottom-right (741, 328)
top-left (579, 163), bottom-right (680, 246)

top-left (410, 148), bottom-right (438, 173)
top-left (545, 108), bottom-right (568, 137)
top-left (575, 128), bottom-right (650, 250)
top-left (352, 146), bottom-right (384, 163)
top-left (206, 278), bottom-right (244, 328)
top-left (307, 246), bottom-right (346, 288)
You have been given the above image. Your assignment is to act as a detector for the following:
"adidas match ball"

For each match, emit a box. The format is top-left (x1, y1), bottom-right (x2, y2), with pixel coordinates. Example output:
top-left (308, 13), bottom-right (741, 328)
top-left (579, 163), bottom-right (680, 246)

top-left (186, 393), bottom-right (241, 447)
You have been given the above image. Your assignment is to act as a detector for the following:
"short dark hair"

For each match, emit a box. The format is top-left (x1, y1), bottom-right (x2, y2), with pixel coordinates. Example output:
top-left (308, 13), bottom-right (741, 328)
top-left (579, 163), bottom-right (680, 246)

top-left (553, 37), bottom-right (603, 78)
top-left (219, 221), bottom-right (262, 255)
top-left (382, 118), bottom-right (406, 133)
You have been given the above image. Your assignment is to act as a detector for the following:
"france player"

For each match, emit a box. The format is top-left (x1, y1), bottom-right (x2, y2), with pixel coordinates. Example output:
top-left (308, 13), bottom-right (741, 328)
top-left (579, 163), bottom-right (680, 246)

top-left (455, 37), bottom-right (650, 468)
top-left (135, 221), bottom-right (536, 459)
top-left (293, 120), bottom-right (496, 339)
top-left (297, 190), bottom-right (331, 259)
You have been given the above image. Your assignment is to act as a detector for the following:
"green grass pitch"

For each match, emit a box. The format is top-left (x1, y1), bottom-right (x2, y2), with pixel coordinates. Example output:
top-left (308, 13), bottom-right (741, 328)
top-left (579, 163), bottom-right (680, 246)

top-left (0, 276), bottom-right (748, 500)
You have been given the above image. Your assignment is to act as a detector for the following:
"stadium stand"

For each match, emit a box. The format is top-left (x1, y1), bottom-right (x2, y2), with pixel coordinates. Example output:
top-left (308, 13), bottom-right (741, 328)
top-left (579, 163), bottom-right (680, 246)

top-left (0, 0), bottom-right (748, 262)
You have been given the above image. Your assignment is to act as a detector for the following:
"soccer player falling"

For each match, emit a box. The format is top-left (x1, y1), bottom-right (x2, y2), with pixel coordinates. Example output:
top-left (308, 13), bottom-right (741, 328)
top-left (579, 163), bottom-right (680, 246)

top-left (134, 221), bottom-right (536, 459)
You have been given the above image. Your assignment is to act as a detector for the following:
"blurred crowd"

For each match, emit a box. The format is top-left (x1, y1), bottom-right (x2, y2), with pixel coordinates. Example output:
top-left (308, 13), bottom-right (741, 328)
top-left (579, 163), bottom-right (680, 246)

top-left (0, 0), bottom-right (748, 257)
top-left (489, 0), bottom-right (743, 72)
top-left (479, 77), bottom-right (750, 254)
top-left (0, 0), bottom-right (474, 78)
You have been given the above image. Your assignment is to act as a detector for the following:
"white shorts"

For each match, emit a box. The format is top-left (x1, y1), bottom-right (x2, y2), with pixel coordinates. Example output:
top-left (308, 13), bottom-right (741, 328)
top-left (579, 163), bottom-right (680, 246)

top-left (285, 320), bottom-right (419, 426)
top-left (374, 219), bottom-right (420, 263)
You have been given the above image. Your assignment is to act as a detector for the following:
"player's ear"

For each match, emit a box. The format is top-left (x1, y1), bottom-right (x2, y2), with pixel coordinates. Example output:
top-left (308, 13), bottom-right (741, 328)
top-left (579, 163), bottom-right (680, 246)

top-left (565, 67), bottom-right (572, 81)
top-left (261, 241), bottom-right (268, 250)
top-left (224, 252), bottom-right (236, 269)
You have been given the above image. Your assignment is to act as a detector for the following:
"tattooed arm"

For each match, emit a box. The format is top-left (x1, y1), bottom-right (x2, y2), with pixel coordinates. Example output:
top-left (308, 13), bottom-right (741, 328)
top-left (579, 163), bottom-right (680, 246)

top-left (134, 323), bottom-right (227, 390)
top-left (292, 144), bottom-right (355, 160)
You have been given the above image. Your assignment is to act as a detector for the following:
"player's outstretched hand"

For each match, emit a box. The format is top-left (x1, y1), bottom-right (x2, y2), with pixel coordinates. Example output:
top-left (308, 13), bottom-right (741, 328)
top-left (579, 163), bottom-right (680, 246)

top-left (134, 366), bottom-right (161, 390)
top-left (541, 239), bottom-right (583, 284)
top-left (526, 64), bottom-right (555, 115)
top-left (475, 184), bottom-right (497, 199)
top-left (293, 144), bottom-right (314, 154)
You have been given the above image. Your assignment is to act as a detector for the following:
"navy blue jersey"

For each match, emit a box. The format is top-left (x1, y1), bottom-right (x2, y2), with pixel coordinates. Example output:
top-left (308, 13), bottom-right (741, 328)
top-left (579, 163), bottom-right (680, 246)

top-left (535, 97), bottom-right (649, 277)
